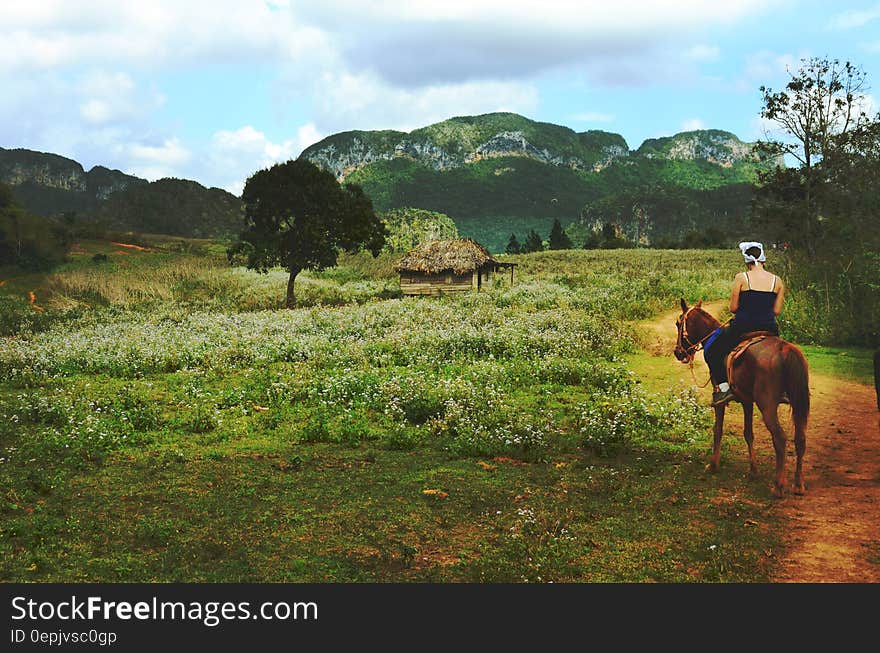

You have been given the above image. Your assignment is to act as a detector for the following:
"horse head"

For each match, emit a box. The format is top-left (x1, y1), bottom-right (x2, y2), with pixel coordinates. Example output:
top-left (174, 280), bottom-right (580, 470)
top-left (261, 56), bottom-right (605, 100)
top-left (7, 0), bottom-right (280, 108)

top-left (674, 298), bottom-right (715, 363)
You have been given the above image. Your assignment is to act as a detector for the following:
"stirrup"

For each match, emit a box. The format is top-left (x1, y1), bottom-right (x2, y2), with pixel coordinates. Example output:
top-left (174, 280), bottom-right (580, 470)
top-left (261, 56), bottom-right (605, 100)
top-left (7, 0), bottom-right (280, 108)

top-left (711, 388), bottom-right (735, 407)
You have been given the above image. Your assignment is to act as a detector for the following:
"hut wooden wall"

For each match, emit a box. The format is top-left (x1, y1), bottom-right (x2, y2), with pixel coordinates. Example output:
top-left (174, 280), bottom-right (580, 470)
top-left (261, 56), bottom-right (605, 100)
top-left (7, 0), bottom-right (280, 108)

top-left (399, 271), bottom-right (474, 295)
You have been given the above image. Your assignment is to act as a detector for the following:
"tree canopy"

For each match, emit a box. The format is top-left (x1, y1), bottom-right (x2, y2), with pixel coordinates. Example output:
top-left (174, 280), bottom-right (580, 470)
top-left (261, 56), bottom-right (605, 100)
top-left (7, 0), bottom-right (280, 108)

top-left (229, 159), bottom-right (386, 307)
top-left (753, 57), bottom-right (880, 345)
top-left (521, 229), bottom-right (544, 253)
top-left (0, 182), bottom-right (67, 270)
top-left (548, 218), bottom-right (573, 250)
top-left (756, 57), bottom-right (871, 256)
top-left (380, 207), bottom-right (458, 252)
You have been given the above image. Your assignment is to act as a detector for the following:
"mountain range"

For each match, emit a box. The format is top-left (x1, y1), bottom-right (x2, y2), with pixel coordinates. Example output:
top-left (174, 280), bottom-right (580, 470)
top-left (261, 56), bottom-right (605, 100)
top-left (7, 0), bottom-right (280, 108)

top-left (0, 147), bottom-right (243, 239)
top-left (301, 113), bottom-right (776, 250)
top-left (2, 113), bottom-right (777, 250)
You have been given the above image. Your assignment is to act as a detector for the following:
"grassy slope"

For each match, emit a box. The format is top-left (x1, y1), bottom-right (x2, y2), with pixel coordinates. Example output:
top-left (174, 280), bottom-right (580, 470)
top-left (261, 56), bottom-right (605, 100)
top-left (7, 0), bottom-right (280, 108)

top-left (3, 244), bottom-right (865, 582)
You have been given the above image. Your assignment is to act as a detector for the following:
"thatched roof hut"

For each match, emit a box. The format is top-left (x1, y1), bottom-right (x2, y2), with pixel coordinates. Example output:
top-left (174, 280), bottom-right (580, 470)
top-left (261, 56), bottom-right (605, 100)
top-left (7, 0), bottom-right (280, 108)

top-left (395, 239), bottom-right (515, 295)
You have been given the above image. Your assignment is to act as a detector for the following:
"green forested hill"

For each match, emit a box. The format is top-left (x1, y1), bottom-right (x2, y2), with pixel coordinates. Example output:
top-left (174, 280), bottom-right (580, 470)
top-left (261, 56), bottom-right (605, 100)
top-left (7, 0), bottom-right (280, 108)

top-left (93, 178), bottom-right (243, 238)
top-left (0, 148), bottom-right (243, 239)
top-left (301, 112), bottom-right (777, 252)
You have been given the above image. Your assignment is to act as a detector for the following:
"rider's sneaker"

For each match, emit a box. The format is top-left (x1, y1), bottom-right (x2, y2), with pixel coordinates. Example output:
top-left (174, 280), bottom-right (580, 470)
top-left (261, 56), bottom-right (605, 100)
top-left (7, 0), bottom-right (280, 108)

top-left (711, 388), bottom-right (735, 407)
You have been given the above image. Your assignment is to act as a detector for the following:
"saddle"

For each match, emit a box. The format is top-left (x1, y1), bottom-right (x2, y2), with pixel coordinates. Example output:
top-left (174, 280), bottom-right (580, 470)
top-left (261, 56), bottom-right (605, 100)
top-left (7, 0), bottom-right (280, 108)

top-left (725, 331), bottom-right (787, 401)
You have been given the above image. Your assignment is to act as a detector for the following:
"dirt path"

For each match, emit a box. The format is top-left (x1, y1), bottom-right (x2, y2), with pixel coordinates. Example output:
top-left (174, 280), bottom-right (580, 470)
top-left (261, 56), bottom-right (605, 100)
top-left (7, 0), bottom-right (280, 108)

top-left (637, 303), bottom-right (880, 583)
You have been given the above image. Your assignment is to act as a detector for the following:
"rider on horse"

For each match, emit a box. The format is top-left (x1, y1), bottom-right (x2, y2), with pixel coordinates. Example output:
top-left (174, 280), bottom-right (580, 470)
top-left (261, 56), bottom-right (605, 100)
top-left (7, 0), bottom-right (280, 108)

top-left (704, 242), bottom-right (786, 407)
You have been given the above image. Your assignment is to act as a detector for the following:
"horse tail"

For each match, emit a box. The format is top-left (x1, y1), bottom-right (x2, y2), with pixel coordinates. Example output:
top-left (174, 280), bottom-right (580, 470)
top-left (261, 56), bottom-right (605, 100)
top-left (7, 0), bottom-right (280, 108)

top-left (782, 343), bottom-right (810, 431)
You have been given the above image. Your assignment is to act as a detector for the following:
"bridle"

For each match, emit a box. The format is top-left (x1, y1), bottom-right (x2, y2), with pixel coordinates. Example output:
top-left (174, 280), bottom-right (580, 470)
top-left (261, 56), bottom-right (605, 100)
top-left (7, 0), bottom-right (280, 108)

top-left (675, 306), bottom-right (729, 388)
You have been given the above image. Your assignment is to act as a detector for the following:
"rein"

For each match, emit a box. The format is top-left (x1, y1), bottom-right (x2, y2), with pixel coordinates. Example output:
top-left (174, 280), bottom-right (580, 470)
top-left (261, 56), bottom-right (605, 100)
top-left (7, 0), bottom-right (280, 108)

top-left (676, 307), bottom-right (731, 388)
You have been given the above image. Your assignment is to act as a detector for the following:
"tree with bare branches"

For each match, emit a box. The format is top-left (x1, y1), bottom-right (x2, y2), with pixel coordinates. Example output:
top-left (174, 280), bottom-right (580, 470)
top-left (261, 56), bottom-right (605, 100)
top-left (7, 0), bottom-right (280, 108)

top-left (756, 57), bottom-right (871, 255)
top-left (753, 57), bottom-right (880, 345)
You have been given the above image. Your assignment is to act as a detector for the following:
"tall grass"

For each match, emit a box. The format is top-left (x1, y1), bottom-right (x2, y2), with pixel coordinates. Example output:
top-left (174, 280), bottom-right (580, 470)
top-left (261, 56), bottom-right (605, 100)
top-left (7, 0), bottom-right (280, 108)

top-left (39, 251), bottom-right (401, 315)
top-left (5, 242), bottom-right (847, 348)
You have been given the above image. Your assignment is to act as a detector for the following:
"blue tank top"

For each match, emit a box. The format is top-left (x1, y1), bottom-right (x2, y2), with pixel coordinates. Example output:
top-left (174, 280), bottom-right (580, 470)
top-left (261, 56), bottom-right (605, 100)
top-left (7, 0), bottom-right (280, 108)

top-left (735, 273), bottom-right (778, 328)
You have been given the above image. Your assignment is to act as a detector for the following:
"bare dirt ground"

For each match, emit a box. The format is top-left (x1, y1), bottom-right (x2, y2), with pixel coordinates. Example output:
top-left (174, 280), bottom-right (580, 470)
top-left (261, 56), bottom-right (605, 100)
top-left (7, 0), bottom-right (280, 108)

top-left (639, 302), bottom-right (880, 583)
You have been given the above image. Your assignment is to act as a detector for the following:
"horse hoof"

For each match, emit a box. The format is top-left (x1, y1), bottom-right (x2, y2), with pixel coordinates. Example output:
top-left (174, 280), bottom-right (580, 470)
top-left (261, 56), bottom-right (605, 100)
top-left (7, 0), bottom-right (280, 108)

top-left (771, 486), bottom-right (785, 499)
top-left (794, 484), bottom-right (806, 495)
top-left (705, 463), bottom-right (718, 473)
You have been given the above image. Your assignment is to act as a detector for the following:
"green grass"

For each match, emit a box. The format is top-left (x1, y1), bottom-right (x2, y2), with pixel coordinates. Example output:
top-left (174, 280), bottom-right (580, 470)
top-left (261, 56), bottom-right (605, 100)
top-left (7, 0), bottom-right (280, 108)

top-left (799, 345), bottom-right (875, 385)
top-left (1, 436), bottom-right (782, 582)
top-left (1, 242), bottom-right (856, 583)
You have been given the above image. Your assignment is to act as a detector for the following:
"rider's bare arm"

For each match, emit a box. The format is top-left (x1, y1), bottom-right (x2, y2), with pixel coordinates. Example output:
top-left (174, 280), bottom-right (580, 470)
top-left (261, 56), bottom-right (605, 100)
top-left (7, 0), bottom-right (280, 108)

top-left (729, 273), bottom-right (744, 313)
top-left (773, 277), bottom-right (786, 316)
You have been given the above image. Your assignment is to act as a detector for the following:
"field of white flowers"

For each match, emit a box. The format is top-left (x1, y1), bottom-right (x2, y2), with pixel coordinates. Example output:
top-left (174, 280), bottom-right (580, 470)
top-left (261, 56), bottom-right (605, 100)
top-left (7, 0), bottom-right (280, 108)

top-left (4, 246), bottom-right (789, 583)
top-left (1, 276), bottom-right (715, 465)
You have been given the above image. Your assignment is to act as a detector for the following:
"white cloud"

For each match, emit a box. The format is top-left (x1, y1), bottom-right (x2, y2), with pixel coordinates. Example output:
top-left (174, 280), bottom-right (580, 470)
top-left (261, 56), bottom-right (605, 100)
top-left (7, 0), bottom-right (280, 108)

top-left (125, 138), bottom-right (191, 180)
top-left (570, 111), bottom-right (616, 123)
top-left (79, 99), bottom-right (112, 124)
top-left (0, 69), bottom-right (168, 174)
top-left (2, 1), bottom-right (775, 84)
top-left (744, 50), bottom-right (800, 81)
top-left (684, 44), bottom-right (720, 61)
top-left (735, 50), bottom-right (805, 92)
top-left (294, 123), bottom-right (323, 153)
top-left (855, 93), bottom-right (879, 119)
top-left (299, 69), bottom-right (540, 135)
top-left (0, 1), bottom-right (301, 75)
top-left (748, 115), bottom-right (780, 141)
top-left (294, 1), bottom-right (776, 87)
top-left (682, 118), bottom-right (706, 131)
top-left (208, 124), bottom-right (326, 195)
top-left (828, 4), bottom-right (880, 29)
top-left (76, 71), bottom-right (164, 126)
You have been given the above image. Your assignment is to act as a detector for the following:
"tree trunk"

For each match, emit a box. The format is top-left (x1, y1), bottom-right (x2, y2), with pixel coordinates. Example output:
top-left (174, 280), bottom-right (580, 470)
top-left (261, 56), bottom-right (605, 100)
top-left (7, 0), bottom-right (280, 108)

top-left (285, 267), bottom-right (301, 309)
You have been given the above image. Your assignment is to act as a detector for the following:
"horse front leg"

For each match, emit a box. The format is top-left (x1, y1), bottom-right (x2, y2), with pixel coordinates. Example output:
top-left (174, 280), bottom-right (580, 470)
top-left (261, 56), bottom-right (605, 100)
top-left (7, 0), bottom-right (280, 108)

top-left (706, 403), bottom-right (725, 473)
top-left (742, 402), bottom-right (758, 477)
top-left (761, 404), bottom-right (787, 498)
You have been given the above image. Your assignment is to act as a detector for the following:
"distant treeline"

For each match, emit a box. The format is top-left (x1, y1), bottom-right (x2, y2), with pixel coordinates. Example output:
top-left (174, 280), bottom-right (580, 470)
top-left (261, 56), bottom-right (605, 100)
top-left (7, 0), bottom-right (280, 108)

top-left (0, 182), bottom-right (70, 270)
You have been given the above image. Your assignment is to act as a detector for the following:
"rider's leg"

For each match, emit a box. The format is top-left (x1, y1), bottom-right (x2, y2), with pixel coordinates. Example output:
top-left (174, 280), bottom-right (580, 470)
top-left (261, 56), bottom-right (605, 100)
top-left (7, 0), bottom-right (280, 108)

top-left (705, 326), bottom-right (733, 385)
top-left (706, 325), bottom-right (738, 406)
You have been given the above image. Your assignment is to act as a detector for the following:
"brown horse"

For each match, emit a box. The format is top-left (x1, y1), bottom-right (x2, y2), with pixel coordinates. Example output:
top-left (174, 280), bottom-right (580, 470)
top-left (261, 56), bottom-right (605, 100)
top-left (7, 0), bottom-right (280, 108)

top-left (673, 299), bottom-right (810, 497)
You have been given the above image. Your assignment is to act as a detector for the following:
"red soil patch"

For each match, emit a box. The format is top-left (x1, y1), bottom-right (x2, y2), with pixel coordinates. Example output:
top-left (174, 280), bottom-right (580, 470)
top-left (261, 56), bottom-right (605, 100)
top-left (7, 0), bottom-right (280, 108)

top-left (111, 242), bottom-right (155, 252)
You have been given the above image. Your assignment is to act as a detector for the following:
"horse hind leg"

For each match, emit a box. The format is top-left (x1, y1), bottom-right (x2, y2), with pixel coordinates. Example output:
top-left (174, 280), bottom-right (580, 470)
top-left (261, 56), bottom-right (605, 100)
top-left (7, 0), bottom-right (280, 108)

top-left (742, 402), bottom-right (758, 478)
top-left (761, 403), bottom-right (787, 498)
top-left (793, 415), bottom-right (806, 495)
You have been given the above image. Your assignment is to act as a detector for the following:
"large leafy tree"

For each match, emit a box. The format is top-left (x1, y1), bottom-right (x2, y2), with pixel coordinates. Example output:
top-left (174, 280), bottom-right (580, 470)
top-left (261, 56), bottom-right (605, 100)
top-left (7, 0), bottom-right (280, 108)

top-left (229, 159), bottom-right (386, 308)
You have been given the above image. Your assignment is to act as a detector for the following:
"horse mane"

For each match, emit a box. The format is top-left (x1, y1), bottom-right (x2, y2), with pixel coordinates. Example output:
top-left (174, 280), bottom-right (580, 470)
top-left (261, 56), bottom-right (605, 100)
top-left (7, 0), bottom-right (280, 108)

top-left (689, 305), bottom-right (721, 334)
top-left (696, 306), bottom-right (720, 324)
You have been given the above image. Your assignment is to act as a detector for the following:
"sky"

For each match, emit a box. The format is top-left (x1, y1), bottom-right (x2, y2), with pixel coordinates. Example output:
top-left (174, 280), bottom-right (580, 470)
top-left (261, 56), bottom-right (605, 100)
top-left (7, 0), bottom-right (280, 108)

top-left (2, 0), bottom-right (880, 196)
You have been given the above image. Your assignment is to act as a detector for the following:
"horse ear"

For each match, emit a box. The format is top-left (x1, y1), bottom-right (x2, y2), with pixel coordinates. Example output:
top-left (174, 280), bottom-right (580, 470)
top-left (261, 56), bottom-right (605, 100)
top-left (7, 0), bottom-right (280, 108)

top-left (696, 299), bottom-right (703, 308)
top-left (680, 298), bottom-right (688, 312)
